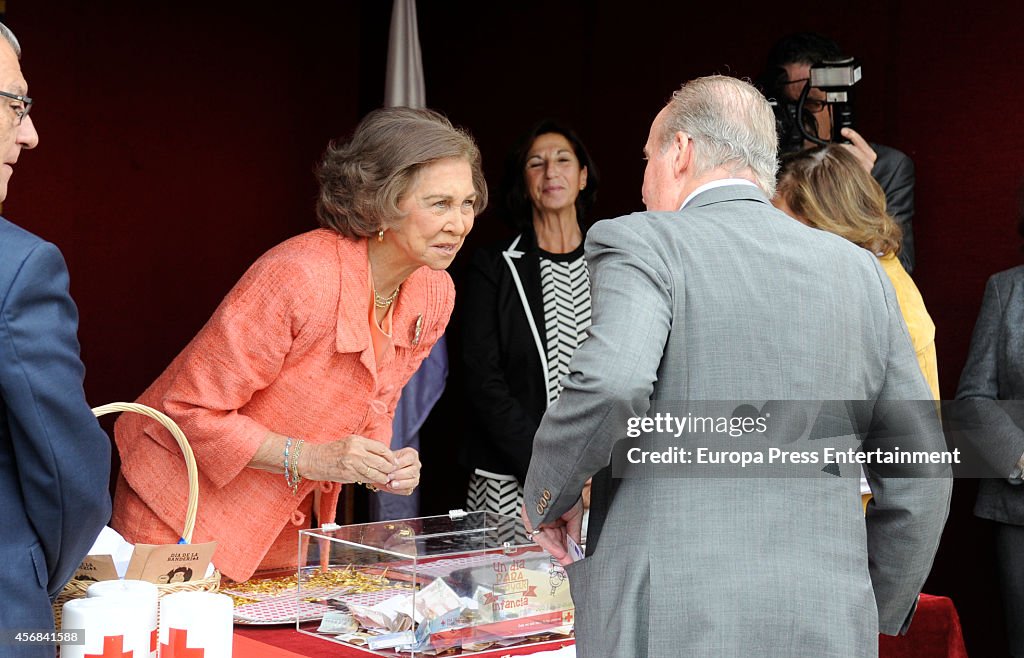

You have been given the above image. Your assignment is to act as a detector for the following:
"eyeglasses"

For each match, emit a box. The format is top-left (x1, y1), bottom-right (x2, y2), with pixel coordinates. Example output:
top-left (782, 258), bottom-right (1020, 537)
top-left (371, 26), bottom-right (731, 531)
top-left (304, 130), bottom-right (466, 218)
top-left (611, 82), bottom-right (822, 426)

top-left (782, 78), bottom-right (828, 113)
top-left (0, 90), bottom-right (32, 125)
top-left (802, 97), bottom-right (828, 113)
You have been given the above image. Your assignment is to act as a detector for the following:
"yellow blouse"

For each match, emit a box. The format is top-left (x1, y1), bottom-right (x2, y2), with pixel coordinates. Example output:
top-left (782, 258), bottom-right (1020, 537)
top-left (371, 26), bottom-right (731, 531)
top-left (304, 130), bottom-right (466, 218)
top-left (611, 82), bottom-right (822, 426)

top-left (878, 253), bottom-right (940, 400)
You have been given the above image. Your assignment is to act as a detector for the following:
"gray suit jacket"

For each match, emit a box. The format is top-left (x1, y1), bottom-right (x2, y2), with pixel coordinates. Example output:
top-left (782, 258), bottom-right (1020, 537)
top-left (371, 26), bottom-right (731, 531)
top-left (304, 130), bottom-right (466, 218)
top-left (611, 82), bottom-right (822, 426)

top-left (956, 265), bottom-right (1024, 524)
top-left (523, 185), bottom-right (951, 657)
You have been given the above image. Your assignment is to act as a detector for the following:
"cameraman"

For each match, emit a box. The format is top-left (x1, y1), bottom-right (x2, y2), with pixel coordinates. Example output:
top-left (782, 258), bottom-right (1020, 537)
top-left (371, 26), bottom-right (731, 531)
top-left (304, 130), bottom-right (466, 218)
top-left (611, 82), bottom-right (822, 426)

top-left (759, 32), bottom-right (917, 272)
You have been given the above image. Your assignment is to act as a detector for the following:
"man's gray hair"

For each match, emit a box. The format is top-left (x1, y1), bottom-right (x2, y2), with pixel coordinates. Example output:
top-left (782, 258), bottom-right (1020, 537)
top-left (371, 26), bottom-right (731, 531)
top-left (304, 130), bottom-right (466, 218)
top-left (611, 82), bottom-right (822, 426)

top-left (0, 22), bottom-right (21, 58)
top-left (659, 75), bottom-right (779, 195)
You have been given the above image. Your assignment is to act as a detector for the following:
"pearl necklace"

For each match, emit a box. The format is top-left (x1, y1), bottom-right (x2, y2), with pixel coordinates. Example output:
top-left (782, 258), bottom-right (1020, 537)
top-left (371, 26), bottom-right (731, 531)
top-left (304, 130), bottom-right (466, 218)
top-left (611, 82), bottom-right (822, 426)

top-left (373, 285), bottom-right (400, 309)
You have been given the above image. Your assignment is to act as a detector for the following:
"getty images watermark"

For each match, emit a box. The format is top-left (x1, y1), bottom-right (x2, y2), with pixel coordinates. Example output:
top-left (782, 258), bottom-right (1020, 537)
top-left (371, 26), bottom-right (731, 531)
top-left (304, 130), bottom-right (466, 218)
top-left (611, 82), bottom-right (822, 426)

top-left (606, 400), bottom-right (994, 479)
top-left (624, 410), bottom-right (958, 469)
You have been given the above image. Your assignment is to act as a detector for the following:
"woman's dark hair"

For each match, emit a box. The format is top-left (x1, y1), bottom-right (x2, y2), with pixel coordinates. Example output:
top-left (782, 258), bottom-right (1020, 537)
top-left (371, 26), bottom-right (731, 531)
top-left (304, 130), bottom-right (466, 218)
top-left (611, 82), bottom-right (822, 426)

top-left (499, 119), bottom-right (599, 231)
top-left (166, 566), bottom-right (194, 582)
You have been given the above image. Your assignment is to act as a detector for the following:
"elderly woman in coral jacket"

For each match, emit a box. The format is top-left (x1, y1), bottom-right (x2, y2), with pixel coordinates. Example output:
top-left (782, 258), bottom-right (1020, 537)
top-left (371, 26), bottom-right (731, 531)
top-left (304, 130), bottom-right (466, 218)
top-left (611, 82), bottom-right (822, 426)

top-left (111, 107), bottom-right (487, 581)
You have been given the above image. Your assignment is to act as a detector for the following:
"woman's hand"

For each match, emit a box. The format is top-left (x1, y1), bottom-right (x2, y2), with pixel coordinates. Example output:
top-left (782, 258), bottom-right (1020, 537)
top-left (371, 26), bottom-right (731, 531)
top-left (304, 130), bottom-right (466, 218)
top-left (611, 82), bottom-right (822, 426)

top-left (381, 447), bottom-right (421, 495)
top-left (300, 435), bottom-right (396, 486)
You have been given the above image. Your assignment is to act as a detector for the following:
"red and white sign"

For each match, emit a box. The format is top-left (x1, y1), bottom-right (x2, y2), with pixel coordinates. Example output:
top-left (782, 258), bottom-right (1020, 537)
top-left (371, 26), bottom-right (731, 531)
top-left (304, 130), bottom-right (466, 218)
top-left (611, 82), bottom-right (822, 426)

top-left (87, 579), bottom-right (159, 657)
top-left (61, 596), bottom-right (151, 658)
top-left (158, 591), bottom-right (233, 657)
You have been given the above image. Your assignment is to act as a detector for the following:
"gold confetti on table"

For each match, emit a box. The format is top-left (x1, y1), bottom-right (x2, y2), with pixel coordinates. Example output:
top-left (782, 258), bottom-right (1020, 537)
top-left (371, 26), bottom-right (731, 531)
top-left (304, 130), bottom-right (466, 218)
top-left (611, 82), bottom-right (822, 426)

top-left (226, 565), bottom-right (406, 604)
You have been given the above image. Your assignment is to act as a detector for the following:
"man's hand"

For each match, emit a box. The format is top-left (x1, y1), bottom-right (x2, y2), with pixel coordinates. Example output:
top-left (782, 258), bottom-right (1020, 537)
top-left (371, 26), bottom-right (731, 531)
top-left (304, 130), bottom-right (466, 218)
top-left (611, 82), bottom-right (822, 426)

top-left (522, 499), bottom-right (584, 566)
top-left (840, 127), bottom-right (878, 174)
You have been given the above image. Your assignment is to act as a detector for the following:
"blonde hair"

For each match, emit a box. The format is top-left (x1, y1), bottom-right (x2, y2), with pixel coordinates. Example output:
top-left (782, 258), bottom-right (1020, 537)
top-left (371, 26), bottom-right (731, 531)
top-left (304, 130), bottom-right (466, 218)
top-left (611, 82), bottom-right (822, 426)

top-left (776, 145), bottom-right (901, 256)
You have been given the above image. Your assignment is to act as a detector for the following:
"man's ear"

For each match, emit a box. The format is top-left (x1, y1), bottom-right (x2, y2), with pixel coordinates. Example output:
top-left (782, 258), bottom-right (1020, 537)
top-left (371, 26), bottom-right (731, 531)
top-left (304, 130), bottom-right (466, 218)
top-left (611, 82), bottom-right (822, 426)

top-left (672, 131), bottom-right (692, 177)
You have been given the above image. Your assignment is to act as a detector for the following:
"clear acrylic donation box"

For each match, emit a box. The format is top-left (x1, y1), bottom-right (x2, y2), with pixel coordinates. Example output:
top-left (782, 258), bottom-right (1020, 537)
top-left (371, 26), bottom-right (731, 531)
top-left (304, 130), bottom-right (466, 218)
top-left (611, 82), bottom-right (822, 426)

top-left (296, 511), bottom-right (575, 655)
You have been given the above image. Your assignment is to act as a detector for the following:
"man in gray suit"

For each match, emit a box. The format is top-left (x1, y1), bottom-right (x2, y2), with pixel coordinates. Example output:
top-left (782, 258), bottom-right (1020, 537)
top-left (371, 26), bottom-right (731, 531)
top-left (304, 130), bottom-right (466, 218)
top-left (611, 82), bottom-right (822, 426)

top-left (522, 75), bottom-right (951, 657)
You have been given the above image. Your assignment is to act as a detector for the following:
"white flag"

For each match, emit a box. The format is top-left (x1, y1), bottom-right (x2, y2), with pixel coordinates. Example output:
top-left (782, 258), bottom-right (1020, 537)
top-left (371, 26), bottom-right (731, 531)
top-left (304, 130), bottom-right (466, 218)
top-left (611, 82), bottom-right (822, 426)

top-left (377, 0), bottom-right (449, 524)
top-left (384, 0), bottom-right (425, 109)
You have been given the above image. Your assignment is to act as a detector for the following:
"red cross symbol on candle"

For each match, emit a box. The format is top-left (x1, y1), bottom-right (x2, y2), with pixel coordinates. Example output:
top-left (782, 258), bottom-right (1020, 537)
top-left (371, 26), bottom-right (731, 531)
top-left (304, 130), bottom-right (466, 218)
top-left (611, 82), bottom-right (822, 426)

top-left (160, 628), bottom-right (205, 658)
top-left (84, 635), bottom-right (133, 658)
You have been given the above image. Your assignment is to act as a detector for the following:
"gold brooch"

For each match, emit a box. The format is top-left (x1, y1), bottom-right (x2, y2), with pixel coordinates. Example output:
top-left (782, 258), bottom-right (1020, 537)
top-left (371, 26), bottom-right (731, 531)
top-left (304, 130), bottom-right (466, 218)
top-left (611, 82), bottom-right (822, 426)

top-left (412, 314), bottom-right (423, 346)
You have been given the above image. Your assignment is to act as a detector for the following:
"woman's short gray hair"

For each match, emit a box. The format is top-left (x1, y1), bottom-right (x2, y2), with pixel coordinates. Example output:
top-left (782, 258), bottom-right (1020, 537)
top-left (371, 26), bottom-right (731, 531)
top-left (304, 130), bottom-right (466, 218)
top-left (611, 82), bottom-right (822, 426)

top-left (659, 75), bottom-right (779, 196)
top-left (316, 107), bottom-right (488, 238)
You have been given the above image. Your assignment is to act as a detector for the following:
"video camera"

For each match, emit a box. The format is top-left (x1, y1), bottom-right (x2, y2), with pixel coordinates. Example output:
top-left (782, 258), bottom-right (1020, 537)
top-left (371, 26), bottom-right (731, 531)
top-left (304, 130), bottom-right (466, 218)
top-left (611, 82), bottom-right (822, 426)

top-left (769, 56), bottom-right (862, 153)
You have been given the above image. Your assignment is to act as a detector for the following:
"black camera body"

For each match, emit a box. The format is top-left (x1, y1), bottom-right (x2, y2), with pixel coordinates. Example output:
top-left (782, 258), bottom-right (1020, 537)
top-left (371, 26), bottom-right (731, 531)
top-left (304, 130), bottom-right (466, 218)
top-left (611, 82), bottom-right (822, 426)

top-left (774, 101), bottom-right (804, 154)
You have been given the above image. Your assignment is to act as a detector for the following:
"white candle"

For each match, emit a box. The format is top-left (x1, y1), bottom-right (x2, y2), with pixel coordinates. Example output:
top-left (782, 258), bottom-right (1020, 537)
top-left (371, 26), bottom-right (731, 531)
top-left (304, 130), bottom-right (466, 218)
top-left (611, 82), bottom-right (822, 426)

top-left (87, 580), bottom-right (159, 657)
top-left (158, 591), bottom-right (233, 657)
top-left (60, 597), bottom-right (150, 658)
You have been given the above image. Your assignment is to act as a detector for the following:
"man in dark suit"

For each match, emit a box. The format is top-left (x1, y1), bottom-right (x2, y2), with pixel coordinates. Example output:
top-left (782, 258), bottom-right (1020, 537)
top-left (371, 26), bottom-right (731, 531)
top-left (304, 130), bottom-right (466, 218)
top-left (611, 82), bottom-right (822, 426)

top-left (0, 22), bottom-right (111, 648)
top-left (760, 32), bottom-right (917, 273)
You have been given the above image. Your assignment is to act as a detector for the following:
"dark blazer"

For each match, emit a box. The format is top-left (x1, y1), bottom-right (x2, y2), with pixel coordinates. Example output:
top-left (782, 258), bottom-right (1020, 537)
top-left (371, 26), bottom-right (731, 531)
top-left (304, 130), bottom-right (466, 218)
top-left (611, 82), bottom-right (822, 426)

top-left (0, 218), bottom-right (111, 635)
top-left (872, 144), bottom-right (916, 273)
top-left (459, 229), bottom-right (550, 484)
top-left (956, 265), bottom-right (1024, 525)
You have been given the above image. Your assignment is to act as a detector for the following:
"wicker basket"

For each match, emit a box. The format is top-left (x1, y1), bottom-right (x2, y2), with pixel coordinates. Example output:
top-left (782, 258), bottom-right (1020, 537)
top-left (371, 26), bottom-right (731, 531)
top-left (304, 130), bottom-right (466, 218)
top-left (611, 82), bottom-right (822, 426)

top-left (53, 402), bottom-right (221, 628)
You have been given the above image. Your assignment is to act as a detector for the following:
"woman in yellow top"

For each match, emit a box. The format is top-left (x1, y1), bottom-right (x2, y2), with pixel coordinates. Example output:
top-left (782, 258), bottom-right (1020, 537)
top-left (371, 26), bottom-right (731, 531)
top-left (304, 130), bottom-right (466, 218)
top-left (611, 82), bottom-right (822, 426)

top-left (773, 144), bottom-right (939, 400)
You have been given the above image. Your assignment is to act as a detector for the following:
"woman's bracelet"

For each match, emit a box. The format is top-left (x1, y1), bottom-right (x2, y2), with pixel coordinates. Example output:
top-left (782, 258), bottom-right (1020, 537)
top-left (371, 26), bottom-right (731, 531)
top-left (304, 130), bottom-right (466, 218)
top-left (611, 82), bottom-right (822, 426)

top-left (283, 437), bottom-right (294, 491)
top-left (291, 439), bottom-right (305, 494)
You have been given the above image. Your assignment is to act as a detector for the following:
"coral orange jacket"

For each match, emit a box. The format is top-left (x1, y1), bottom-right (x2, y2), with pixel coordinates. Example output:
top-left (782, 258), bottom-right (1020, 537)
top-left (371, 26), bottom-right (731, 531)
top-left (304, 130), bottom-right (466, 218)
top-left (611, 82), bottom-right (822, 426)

top-left (112, 229), bottom-right (453, 581)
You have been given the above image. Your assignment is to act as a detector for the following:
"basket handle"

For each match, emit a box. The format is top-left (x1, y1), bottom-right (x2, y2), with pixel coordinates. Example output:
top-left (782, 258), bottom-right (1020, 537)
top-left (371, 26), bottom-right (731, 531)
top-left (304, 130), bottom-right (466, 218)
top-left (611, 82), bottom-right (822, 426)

top-left (94, 402), bottom-right (199, 544)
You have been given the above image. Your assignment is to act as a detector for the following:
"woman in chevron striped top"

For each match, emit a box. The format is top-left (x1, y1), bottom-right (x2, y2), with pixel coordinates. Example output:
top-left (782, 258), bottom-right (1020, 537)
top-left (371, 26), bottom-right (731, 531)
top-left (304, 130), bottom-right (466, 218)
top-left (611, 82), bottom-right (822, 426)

top-left (460, 119), bottom-right (599, 525)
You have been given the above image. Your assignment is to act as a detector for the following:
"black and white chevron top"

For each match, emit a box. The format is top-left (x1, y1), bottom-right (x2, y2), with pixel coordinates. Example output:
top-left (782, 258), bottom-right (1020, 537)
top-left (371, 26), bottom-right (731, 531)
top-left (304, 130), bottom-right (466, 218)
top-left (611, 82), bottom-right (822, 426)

top-left (539, 243), bottom-right (591, 405)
